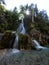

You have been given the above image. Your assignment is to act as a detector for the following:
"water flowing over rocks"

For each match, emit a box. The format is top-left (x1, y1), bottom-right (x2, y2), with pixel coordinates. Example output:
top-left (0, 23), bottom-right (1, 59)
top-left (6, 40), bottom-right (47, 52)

top-left (13, 19), bottom-right (49, 50)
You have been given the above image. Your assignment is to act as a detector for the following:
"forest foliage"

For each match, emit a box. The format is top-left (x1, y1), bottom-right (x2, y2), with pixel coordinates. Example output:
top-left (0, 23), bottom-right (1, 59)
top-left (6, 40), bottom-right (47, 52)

top-left (0, 3), bottom-right (49, 48)
top-left (0, 3), bottom-right (49, 33)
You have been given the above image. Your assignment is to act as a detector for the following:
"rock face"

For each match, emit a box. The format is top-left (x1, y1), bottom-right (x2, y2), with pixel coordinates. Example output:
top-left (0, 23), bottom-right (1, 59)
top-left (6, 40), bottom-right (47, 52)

top-left (0, 50), bottom-right (49, 65)
top-left (0, 31), bottom-right (16, 48)
top-left (30, 28), bottom-right (41, 41)
top-left (30, 28), bottom-right (49, 46)
top-left (18, 34), bottom-right (32, 50)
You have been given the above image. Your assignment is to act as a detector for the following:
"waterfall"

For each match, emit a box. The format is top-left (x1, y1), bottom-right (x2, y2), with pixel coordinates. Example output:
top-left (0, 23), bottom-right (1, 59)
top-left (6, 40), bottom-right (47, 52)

top-left (13, 19), bottom-right (26, 48)
top-left (32, 40), bottom-right (40, 46)
top-left (32, 39), bottom-right (48, 50)
top-left (13, 19), bottom-right (48, 50)
top-left (13, 33), bottom-right (19, 49)
top-left (17, 19), bottom-right (26, 34)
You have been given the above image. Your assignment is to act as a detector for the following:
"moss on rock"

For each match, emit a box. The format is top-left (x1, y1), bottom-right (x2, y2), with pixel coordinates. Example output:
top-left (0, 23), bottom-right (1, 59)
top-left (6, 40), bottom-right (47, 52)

top-left (0, 31), bottom-right (16, 48)
top-left (18, 34), bottom-right (32, 50)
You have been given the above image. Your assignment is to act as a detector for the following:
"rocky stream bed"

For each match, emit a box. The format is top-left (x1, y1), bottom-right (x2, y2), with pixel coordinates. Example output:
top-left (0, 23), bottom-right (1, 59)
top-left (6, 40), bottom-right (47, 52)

top-left (0, 49), bottom-right (49, 65)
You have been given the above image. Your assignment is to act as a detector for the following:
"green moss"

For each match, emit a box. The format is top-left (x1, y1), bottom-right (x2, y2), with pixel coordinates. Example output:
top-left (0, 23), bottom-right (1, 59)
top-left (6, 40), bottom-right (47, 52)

top-left (18, 34), bottom-right (32, 50)
top-left (0, 31), bottom-right (15, 48)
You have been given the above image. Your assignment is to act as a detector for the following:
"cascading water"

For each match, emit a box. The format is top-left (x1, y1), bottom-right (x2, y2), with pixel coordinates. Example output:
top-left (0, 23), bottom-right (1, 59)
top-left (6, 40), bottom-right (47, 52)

top-left (32, 40), bottom-right (40, 46)
top-left (32, 39), bottom-right (48, 50)
top-left (17, 19), bottom-right (26, 34)
top-left (13, 19), bottom-right (48, 50)
top-left (13, 33), bottom-right (19, 49)
top-left (13, 12), bottom-right (48, 50)
top-left (13, 19), bottom-right (26, 49)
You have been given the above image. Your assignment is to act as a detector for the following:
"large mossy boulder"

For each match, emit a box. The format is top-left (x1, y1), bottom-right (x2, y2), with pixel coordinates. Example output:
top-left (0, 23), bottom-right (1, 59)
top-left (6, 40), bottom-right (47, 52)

top-left (18, 34), bottom-right (32, 50)
top-left (30, 28), bottom-right (41, 40)
top-left (0, 31), bottom-right (16, 49)
top-left (30, 28), bottom-right (49, 46)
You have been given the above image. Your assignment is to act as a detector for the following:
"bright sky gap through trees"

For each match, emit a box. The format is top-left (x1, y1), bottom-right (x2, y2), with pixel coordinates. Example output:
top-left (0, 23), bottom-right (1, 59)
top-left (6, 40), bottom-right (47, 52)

top-left (4, 0), bottom-right (49, 16)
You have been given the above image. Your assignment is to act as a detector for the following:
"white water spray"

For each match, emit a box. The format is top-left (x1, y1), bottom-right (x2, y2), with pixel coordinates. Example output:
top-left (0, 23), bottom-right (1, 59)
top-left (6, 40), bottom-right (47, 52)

top-left (32, 39), bottom-right (48, 50)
